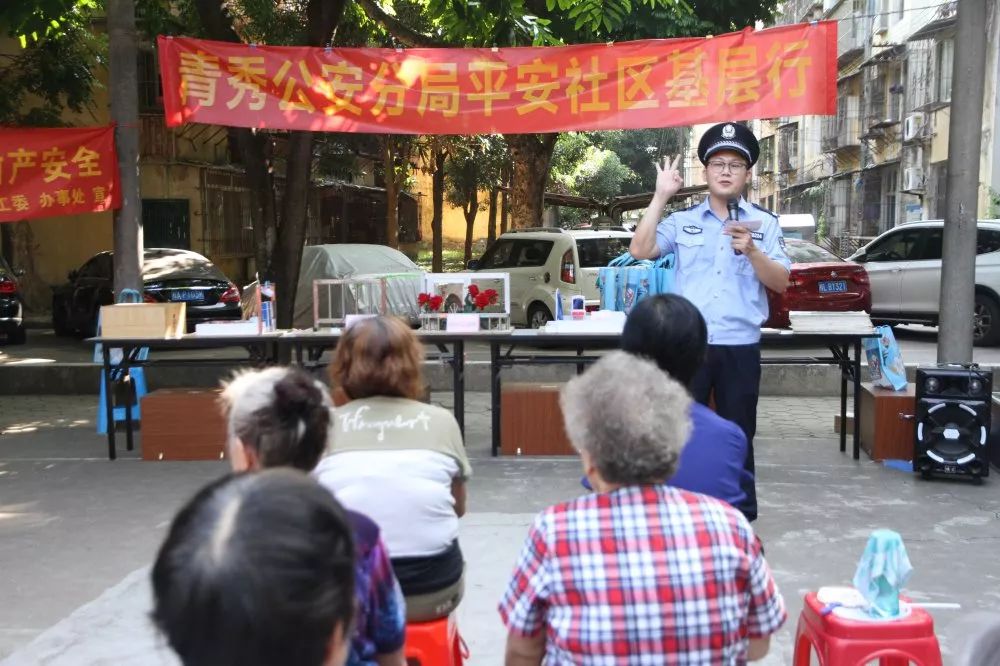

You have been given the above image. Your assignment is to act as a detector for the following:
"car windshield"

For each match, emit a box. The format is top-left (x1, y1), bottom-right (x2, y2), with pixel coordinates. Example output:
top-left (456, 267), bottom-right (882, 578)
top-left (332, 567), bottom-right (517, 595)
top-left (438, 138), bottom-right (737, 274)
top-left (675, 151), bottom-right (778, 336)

top-left (576, 237), bottom-right (632, 268)
top-left (0, 253), bottom-right (12, 276)
top-left (784, 240), bottom-right (842, 263)
top-left (142, 250), bottom-right (228, 282)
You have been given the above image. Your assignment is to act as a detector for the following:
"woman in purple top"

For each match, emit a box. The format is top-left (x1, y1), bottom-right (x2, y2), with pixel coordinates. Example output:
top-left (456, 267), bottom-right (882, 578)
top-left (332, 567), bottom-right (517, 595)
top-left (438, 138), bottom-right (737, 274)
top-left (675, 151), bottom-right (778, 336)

top-left (221, 367), bottom-right (407, 666)
top-left (583, 294), bottom-right (753, 520)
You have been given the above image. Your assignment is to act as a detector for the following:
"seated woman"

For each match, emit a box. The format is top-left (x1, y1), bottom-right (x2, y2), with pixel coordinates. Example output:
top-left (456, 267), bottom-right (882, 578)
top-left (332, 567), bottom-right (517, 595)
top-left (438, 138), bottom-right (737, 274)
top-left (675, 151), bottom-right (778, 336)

top-left (582, 294), bottom-right (753, 521)
top-left (220, 367), bottom-right (406, 666)
top-left (315, 316), bottom-right (472, 622)
top-left (152, 469), bottom-right (355, 666)
top-left (501, 352), bottom-right (785, 665)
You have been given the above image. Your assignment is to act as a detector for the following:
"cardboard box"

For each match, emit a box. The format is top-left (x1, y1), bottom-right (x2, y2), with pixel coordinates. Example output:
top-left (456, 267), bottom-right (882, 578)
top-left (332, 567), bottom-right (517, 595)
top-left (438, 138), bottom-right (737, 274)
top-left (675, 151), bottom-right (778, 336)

top-left (859, 382), bottom-right (916, 461)
top-left (141, 388), bottom-right (227, 461)
top-left (100, 303), bottom-right (186, 339)
top-left (501, 383), bottom-right (575, 456)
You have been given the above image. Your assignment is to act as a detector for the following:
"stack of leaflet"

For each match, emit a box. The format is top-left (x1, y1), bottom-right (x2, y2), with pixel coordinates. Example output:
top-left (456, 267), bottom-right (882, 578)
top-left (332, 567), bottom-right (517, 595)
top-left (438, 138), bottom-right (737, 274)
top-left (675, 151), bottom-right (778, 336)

top-left (541, 310), bottom-right (626, 334)
top-left (789, 311), bottom-right (875, 334)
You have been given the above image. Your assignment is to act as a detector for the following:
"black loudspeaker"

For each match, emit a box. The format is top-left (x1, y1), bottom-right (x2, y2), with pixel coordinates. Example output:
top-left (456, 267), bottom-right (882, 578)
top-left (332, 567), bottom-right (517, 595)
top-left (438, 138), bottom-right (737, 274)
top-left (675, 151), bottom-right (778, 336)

top-left (914, 365), bottom-right (993, 481)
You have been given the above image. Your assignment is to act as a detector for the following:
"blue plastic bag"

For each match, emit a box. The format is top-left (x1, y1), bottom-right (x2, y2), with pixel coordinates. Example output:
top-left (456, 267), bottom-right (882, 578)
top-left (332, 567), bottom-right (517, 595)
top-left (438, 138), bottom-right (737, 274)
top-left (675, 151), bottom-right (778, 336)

top-left (864, 325), bottom-right (907, 391)
top-left (595, 252), bottom-right (675, 314)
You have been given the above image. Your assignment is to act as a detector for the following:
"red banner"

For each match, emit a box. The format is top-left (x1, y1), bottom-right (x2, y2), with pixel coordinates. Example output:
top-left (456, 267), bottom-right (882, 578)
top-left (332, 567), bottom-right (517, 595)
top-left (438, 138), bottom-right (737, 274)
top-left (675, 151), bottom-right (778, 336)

top-left (0, 125), bottom-right (120, 224)
top-left (158, 22), bottom-right (836, 135)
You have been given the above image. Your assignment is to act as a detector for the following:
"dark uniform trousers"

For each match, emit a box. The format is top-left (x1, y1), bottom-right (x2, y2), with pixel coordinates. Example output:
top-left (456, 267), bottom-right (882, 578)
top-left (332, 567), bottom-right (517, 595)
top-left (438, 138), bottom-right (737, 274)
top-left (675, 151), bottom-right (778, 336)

top-left (689, 343), bottom-right (761, 522)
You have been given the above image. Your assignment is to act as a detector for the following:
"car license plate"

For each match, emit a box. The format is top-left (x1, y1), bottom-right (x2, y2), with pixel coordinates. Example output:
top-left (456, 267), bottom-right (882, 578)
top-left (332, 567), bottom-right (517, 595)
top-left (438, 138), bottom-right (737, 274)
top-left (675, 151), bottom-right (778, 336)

top-left (170, 290), bottom-right (205, 302)
top-left (819, 280), bottom-right (847, 294)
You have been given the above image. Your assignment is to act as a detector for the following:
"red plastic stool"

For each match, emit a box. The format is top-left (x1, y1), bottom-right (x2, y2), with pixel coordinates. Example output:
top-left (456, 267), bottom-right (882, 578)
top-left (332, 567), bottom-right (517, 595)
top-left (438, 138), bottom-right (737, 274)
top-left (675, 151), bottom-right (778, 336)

top-left (794, 592), bottom-right (943, 666)
top-left (404, 614), bottom-right (468, 666)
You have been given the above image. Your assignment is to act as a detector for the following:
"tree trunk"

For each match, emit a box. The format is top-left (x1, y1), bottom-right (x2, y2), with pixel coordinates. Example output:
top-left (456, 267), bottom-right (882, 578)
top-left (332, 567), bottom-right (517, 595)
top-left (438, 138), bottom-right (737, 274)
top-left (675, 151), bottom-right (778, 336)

top-left (194, 0), bottom-right (345, 330)
top-left (504, 133), bottom-right (558, 229)
top-left (4, 222), bottom-right (49, 312)
top-left (229, 127), bottom-right (278, 281)
top-left (273, 130), bottom-right (315, 328)
top-left (487, 187), bottom-right (499, 245)
top-left (108, 0), bottom-right (142, 297)
top-left (384, 138), bottom-right (399, 249)
top-left (463, 188), bottom-right (478, 265)
top-left (500, 178), bottom-right (510, 235)
top-left (431, 150), bottom-right (446, 273)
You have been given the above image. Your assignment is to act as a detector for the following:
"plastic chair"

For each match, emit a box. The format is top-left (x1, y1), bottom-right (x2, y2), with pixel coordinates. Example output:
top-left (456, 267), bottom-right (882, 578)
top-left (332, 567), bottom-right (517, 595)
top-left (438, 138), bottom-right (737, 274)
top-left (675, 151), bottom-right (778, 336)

top-left (793, 591), bottom-right (943, 666)
top-left (404, 614), bottom-right (467, 666)
top-left (95, 289), bottom-right (150, 436)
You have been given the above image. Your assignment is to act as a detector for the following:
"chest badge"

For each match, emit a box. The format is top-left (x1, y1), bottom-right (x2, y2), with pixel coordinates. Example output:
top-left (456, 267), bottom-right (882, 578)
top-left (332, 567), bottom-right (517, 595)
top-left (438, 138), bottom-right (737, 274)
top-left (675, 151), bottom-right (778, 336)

top-left (682, 225), bottom-right (703, 235)
top-left (750, 231), bottom-right (764, 241)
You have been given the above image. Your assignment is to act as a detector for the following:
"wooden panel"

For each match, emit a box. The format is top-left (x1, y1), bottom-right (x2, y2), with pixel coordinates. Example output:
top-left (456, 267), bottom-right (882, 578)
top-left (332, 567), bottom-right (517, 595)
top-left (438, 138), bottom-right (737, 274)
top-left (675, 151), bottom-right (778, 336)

top-left (141, 388), bottom-right (227, 461)
top-left (501, 383), bottom-right (575, 456)
top-left (100, 303), bottom-right (186, 339)
top-left (859, 382), bottom-right (916, 462)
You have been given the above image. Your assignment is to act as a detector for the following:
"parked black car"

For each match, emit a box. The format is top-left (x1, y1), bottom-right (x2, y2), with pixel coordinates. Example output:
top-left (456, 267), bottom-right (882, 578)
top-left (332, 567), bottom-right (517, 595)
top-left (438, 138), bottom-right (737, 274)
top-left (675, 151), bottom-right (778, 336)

top-left (0, 254), bottom-right (26, 345)
top-left (52, 249), bottom-right (242, 337)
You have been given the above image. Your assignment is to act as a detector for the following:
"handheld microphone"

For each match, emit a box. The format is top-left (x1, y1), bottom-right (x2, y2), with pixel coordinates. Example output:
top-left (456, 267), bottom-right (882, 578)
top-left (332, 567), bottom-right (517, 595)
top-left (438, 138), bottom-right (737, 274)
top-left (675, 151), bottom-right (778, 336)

top-left (727, 198), bottom-right (741, 255)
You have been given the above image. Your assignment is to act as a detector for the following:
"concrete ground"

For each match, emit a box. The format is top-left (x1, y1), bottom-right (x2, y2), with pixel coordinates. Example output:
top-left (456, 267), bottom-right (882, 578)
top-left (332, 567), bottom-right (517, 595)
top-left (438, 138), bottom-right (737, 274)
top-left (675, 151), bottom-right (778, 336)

top-left (1, 393), bottom-right (999, 665)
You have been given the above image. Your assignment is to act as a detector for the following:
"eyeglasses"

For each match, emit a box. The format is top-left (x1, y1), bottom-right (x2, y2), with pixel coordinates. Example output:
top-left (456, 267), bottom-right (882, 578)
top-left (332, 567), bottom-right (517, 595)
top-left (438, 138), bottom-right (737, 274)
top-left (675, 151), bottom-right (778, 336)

top-left (707, 160), bottom-right (749, 174)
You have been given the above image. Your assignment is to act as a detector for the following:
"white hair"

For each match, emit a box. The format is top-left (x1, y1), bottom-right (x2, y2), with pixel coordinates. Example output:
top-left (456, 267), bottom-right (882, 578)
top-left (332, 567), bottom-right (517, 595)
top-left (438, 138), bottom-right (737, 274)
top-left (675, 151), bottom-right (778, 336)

top-left (560, 351), bottom-right (692, 485)
top-left (219, 367), bottom-right (332, 455)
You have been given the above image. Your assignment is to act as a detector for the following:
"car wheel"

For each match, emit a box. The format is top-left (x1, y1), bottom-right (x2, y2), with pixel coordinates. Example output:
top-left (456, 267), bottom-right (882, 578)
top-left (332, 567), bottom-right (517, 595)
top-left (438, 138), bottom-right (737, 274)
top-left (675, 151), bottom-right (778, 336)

top-left (83, 310), bottom-right (99, 339)
top-left (6, 326), bottom-right (26, 345)
top-left (53, 300), bottom-right (74, 336)
top-left (973, 293), bottom-right (1000, 346)
top-left (528, 303), bottom-right (553, 329)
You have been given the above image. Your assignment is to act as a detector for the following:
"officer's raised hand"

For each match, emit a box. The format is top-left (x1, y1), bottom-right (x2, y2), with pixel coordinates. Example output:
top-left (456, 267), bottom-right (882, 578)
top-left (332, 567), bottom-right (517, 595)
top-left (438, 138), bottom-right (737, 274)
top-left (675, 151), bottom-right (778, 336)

top-left (653, 155), bottom-right (683, 201)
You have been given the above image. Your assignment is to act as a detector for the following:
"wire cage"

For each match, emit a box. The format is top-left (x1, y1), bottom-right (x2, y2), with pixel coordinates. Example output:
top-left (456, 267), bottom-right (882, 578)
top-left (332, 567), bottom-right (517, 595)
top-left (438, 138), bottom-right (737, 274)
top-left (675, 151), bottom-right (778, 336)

top-left (312, 278), bottom-right (389, 329)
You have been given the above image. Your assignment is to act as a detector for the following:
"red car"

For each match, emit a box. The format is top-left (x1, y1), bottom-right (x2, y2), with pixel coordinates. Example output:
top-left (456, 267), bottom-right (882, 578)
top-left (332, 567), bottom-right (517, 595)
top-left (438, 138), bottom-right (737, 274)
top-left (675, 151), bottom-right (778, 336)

top-left (765, 239), bottom-right (871, 328)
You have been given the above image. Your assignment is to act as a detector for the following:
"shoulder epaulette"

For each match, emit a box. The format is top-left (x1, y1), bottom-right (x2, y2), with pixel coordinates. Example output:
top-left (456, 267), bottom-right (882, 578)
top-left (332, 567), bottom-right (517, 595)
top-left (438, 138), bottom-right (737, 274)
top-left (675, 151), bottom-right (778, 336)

top-left (751, 202), bottom-right (779, 219)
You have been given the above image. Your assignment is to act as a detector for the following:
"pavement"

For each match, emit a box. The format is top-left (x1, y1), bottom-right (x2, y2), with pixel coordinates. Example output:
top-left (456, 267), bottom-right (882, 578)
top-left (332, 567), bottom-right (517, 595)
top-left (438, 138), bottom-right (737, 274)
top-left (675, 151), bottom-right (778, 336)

top-left (1, 392), bottom-right (999, 665)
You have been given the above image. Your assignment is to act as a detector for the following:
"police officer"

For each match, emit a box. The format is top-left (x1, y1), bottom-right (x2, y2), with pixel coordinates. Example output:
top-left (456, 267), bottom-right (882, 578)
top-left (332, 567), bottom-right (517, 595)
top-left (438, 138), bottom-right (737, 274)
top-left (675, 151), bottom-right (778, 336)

top-left (629, 122), bottom-right (791, 522)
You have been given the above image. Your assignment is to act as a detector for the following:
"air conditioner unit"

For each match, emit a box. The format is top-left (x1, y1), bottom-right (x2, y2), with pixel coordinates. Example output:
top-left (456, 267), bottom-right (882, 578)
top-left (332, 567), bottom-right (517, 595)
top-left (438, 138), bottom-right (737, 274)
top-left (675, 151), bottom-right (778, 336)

top-left (904, 167), bottom-right (925, 192)
top-left (904, 112), bottom-right (926, 141)
top-left (873, 9), bottom-right (889, 34)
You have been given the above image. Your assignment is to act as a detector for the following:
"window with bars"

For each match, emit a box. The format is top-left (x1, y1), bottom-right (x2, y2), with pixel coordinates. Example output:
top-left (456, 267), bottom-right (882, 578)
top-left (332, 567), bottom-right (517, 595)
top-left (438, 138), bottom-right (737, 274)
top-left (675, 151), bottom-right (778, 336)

top-left (758, 136), bottom-right (775, 173)
top-left (138, 49), bottom-right (163, 112)
top-left (936, 39), bottom-right (954, 104)
top-left (779, 125), bottom-right (799, 171)
top-left (829, 177), bottom-right (852, 237)
top-left (202, 170), bottom-right (256, 258)
top-left (881, 166), bottom-right (898, 231)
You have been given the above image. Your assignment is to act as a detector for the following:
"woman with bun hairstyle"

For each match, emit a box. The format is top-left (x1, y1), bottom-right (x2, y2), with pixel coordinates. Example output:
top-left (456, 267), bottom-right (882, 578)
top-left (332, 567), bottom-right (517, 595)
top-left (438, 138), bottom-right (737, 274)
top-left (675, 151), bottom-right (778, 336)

top-left (220, 367), bottom-right (406, 666)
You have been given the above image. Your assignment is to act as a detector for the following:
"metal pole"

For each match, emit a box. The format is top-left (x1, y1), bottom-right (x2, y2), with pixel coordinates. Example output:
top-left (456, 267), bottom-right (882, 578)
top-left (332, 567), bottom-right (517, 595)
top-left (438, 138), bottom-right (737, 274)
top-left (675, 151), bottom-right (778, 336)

top-left (938, 0), bottom-right (989, 363)
top-left (108, 0), bottom-right (143, 296)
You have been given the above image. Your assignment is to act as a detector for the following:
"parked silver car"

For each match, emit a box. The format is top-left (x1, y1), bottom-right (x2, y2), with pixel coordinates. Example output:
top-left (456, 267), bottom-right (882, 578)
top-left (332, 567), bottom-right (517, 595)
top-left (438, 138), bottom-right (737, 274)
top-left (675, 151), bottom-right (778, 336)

top-left (849, 220), bottom-right (1000, 345)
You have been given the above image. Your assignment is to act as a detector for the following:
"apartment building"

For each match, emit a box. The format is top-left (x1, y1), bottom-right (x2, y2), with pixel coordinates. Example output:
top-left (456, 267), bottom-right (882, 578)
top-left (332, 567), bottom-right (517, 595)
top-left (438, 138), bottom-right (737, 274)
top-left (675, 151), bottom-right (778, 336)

top-left (682, 1), bottom-right (1000, 257)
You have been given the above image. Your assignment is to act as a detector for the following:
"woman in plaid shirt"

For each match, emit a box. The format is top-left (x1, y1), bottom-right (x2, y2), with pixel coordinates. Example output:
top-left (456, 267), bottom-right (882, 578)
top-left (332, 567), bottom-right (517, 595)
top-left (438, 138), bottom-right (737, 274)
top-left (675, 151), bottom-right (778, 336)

top-left (499, 351), bottom-right (786, 665)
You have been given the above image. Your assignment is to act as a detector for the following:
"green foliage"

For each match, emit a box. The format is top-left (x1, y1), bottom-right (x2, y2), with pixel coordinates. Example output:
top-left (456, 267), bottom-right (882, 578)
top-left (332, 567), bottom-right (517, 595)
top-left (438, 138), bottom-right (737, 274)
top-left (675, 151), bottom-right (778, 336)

top-left (0, 3), bottom-right (104, 126)
top-left (444, 135), bottom-right (507, 209)
top-left (555, 145), bottom-right (638, 203)
top-left (988, 187), bottom-right (1000, 219)
top-left (0, 0), bottom-right (100, 47)
top-left (550, 133), bottom-right (594, 181)
top-left (592, 128), bottom-right (682, 194)
top-left (552, 129), bottom-right (682, 198)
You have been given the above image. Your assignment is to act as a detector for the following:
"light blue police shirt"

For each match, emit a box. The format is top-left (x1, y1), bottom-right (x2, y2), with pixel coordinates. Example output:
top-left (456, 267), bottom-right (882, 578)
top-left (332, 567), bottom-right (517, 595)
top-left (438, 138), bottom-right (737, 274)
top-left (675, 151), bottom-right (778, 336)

top-left (655, 197), bottom-right (791, 346)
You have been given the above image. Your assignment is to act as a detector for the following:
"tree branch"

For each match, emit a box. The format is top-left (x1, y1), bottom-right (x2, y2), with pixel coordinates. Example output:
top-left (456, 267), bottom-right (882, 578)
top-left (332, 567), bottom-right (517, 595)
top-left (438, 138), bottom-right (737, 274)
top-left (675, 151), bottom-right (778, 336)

top-left (192, 0), bottom-right (242, 42)
top-left (306, 0), bottom-right (349, 46)
top-left (353, 0), bottom-right (445, 47)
